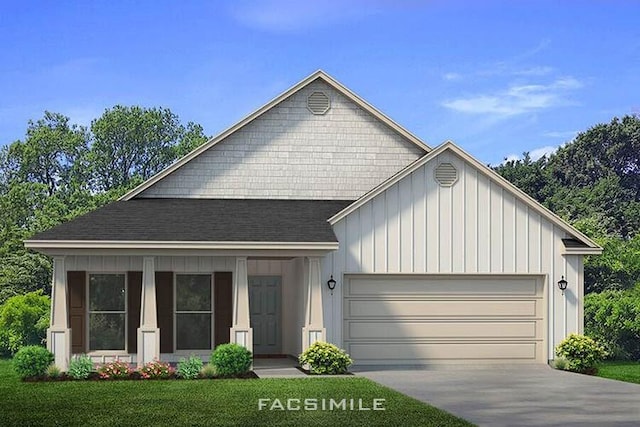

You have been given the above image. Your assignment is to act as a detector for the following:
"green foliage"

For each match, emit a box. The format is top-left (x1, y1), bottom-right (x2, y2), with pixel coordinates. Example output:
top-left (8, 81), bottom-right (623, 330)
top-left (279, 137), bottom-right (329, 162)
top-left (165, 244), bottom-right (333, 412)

top-left (555, 334), bottom-right (607, 373)
top-left (88, 105), bottom-right (208, 191)
top-left (68, 355), bottom-right (94, 379)
top-left (45, 363), bottom-right (62, 378)
top-left (551, 357), bottom-right (568, 370)
top-left (176, 355), bottom-right (204, 379)
top-left (13, 345), bottom-right (54, 379)
top-left (98, 360), bottom-right (132, 379)
top-left (199, 363), bottom-right (217, 379)
top-left (585, 286), bottom-right (640, 359)
top-left (210, 344), bottom-right (252, 377)
top-left (299, 341), bottom-right (353, 375)
top-left (0, 290), bottom-right (50, 356)
top-left (138, 360), bottom-right (173, 379)
top-left (495, 115), bottom-right (640, 293)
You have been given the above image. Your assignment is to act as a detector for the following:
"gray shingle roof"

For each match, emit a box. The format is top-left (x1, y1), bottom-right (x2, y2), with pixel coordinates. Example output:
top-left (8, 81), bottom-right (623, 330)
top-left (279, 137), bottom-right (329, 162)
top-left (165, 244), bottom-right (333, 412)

top-left (29, 199), bottom-right (353, 242)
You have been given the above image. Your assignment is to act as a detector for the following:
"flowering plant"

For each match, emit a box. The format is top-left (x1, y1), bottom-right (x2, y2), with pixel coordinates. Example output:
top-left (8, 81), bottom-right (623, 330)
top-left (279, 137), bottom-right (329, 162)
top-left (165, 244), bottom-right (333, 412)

top-left (98, 360), bottom-right (132, 379)
top-left (138, 359), bottom-right (173, 379)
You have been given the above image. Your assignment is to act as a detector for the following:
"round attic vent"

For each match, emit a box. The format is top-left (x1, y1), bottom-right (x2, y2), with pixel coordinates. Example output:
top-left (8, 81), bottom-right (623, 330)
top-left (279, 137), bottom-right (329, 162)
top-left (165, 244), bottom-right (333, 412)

top-left (434, 163), bottom-right (458, 186)
top-left (307, 91), bottom-right (330, 115)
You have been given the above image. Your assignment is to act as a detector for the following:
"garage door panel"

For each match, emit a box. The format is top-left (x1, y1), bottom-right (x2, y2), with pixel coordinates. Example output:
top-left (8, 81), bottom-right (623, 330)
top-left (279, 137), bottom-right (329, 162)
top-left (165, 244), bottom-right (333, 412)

top-left (346, 299), bottom-right (541, 318)
top-left (348, 342), bottom-right (542, 363)
top-left (346, 320), bottom-right (542, 339)
top-left (346, 276), bottom-right (539, 296)
top-left (343, 275), bottom-right (546, 364)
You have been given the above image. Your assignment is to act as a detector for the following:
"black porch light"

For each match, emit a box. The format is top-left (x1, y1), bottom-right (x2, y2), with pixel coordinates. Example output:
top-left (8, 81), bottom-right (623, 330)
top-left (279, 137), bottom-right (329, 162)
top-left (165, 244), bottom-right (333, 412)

top-left (557, 276), bottom-right (568, 295)
top-left (327, 275), bottom-right (337, 292)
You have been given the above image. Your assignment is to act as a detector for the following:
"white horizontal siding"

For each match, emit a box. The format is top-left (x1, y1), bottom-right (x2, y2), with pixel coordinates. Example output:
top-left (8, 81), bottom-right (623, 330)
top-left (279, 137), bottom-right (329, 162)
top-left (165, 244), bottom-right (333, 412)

top-left (327, 150), bottom-right (584, 357)
top-left (138, 80), bottom-right (425, 200)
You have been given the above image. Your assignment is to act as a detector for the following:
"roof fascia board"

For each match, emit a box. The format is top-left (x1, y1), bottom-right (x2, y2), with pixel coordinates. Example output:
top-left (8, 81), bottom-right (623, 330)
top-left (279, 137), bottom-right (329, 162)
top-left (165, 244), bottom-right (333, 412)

top-left (24, 240), bottom-right (339, 251)
top-left (120, 70), bottom-right (430, 201)
top-left (330, 141), bottom-right (602, 250)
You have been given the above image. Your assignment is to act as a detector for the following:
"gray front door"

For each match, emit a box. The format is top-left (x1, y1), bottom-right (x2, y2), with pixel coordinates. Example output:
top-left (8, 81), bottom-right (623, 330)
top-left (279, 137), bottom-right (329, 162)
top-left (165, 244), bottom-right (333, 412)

top-left (249, 276), bottom-right (282, 355)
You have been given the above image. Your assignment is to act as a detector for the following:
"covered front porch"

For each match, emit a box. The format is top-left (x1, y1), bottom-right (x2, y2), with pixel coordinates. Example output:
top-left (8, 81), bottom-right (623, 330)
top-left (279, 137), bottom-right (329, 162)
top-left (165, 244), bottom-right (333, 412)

top-left (42, 252), bottom-right (330, 370)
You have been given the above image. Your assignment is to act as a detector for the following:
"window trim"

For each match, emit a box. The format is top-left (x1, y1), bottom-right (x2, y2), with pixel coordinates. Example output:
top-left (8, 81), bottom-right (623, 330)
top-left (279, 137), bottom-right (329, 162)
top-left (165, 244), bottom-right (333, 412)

top-left (86, 271), bottom-right (129, 355)
top-left (173, 272), bottom-right (215, 354)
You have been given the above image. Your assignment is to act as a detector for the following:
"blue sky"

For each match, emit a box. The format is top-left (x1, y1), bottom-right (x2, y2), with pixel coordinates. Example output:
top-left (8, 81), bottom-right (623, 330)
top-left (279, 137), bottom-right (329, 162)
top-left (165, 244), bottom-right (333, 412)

top-left (1, 0), bottom-right (639, 164)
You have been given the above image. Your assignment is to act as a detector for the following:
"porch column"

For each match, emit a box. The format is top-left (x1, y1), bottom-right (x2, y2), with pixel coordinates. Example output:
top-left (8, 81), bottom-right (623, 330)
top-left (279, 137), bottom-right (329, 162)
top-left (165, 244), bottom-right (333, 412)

top-left (230, 257), bottom-right (253, 351)
top-left (47, 256), bottom-right (71, 371)
top-left (137, 256), bottom-right (160, 366)
top-left (302, 257), bottom-right (326, 351)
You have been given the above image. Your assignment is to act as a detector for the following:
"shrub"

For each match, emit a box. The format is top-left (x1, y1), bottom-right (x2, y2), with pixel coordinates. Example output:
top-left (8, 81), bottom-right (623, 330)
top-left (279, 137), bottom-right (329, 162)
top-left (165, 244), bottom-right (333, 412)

top-left (555, 333), bottom-right (607, 374)
top-left (68, 355), bottom-right (94, 380)
top-left (13, 345), bottom-right (54, 379)
top-left (200, 363), bottom-right (216, 379)
top-left (98, 360), bottom-right (132, 379)
top-left (585, 287), bottom-right (640, 359)
top-left (46, 364), bottom-right (62, 379)
top-left (299, 341), bottom-right (353, 375)
top-left (0, 291), bottom-right (50, 356)
top-left (138, 360), bottom-right (173, 379)
top-left (211, 344), bottom-right (252, 377)
top-left (551, 357), bottom-right (568, 371)
top-left (176, 356), bottom-right (203, 379)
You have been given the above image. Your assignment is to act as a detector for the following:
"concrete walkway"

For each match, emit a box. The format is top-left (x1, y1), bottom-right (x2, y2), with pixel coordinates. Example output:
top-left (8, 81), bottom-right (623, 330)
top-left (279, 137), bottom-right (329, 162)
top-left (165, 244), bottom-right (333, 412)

top-left (253, 358), bottom-right (307, 378)
top-left (355, 365), bottom-right (640, 427)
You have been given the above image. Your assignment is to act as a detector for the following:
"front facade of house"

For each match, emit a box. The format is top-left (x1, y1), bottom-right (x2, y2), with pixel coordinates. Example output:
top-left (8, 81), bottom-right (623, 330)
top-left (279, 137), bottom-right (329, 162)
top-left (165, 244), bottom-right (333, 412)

top-left (26, 71), bottom-right (601, 370)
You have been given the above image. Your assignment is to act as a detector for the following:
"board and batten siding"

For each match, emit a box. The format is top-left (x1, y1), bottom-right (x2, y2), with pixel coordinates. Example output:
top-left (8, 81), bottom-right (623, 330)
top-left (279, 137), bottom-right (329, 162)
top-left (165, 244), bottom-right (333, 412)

top-left (323, 150), bottom-right (584, 359)
top-left (137, 80), bottom-right (425, 200)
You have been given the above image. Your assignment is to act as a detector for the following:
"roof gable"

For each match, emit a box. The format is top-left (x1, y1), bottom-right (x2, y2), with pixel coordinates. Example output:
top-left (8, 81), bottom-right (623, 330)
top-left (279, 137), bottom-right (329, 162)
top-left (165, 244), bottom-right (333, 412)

top-left (329, 141), bottom-right (602, 252)
top-left (121, 70), bottom-right (430, 201)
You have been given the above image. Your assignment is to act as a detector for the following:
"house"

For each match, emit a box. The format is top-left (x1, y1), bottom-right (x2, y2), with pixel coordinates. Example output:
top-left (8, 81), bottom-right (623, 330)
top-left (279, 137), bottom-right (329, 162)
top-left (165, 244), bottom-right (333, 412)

top-left (25, 71), bottom-right (602, 370)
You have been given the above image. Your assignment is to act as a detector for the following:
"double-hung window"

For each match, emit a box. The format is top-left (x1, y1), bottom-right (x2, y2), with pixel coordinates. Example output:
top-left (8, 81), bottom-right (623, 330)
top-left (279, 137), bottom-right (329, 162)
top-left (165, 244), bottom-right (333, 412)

top-left (175, 274), bottom-right (212, 350)
top-left (88, 273), bottom-right (126, 351)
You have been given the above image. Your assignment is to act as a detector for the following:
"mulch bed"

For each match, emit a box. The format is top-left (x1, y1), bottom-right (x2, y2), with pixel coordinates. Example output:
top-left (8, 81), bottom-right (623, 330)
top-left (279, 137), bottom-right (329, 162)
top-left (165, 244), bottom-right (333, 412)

top-left (23, 371), bottom-right (259, 382)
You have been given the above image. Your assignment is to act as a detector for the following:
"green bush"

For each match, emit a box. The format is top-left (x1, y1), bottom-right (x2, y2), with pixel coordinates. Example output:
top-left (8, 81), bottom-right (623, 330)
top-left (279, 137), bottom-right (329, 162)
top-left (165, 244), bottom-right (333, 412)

top-left (555, 333), bottom-right (607, 374)
top-left (210, 344), bottom-right (252, 377)
top-left (177, 355), bottom-right (203, 379)
top-left (13, 345), bottom-right (54, 379)
top-left (299, 341), bottom-right (353, 375)
top-left (551, 357), bottom-right (568, 371)
top-left (68, 355), bottom-right (94, 380)
top-left (200, 363), bottom-right (216, 379)
top-left (0, 291), bottom-right (50, 356)
top-left (46, 364), bottom-right (62, 379)
top-left (585, 286), bottom-right (640, 359)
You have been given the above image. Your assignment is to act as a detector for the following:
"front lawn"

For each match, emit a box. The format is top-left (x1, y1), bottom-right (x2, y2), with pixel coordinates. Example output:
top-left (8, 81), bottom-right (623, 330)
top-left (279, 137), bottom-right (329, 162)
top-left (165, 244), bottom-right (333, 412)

top-left (0, 360), bottom-right (471, 426)
top-left (596, 361), bottom-right (640, 384)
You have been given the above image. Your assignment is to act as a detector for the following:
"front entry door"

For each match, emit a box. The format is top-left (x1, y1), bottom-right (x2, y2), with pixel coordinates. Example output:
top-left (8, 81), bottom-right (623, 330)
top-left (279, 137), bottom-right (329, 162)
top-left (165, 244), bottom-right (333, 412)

top-left (249, 276), bottom-right (282, 355)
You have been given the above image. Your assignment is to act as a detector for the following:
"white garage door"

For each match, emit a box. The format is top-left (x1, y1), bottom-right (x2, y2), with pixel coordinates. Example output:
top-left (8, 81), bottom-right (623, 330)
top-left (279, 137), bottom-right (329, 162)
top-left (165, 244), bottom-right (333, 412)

top-left (343, 275), bottom-right (546, 365)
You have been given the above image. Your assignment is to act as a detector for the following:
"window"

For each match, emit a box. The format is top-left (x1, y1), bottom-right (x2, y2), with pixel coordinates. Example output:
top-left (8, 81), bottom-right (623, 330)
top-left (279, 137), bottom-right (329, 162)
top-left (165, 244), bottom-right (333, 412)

top-left (175, 274), bottom-right (212, 350)
top-left (88, 274), bottom-right (126, 351)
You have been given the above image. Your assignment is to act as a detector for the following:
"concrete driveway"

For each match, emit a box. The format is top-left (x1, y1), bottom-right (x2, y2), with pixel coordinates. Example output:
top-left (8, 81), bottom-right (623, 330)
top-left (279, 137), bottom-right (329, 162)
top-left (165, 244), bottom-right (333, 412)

top-left (354, 365), bottom-right (640, 427)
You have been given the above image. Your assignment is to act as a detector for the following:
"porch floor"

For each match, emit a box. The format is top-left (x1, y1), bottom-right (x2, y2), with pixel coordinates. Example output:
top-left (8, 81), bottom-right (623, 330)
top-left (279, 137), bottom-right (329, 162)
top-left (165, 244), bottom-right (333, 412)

top-left (253, 356), bottom-right (306, 378)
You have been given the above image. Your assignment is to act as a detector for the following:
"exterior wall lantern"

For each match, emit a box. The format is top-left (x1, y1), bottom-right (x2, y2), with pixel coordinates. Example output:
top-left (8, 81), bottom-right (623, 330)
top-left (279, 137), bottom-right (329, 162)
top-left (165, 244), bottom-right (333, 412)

top-left (327, 275), bottom-right (337, 295)
top-left (557, 276), bottom-right (568, 295)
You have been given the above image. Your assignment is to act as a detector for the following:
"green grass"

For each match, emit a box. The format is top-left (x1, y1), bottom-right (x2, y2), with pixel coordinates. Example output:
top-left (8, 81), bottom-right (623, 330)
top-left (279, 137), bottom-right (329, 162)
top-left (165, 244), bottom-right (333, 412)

top-left (596, 360), bottom-right (640, 384)
top-left (0, 360), bottom-right (472, 426)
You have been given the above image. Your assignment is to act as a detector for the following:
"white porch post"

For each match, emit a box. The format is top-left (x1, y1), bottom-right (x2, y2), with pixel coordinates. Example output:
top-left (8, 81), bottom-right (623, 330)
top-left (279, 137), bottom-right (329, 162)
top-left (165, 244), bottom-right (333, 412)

top-left (230, 256), bottom-right (253, 351)
top-left (302, 257), bottom-right (326, 351)
top-left (47, 256), bottom-right (71, 371)
top-left (137, 256), bottom-right (160, 366)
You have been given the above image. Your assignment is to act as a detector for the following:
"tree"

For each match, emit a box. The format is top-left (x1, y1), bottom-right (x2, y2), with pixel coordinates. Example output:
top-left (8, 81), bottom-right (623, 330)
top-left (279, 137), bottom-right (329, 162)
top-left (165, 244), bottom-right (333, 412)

top-left (3, 112), bottom-right (89, 196)
top-left (88, 106), bottom-right (208, 191)
top-left (0, 290), bottom-right (50, 355)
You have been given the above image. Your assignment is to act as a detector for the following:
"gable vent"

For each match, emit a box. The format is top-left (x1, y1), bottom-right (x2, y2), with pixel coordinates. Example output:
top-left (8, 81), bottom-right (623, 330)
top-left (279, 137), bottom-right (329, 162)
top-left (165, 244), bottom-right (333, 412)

top-left (434, 163), bottom-right (458, 186)
top-left (307, 91), bottom-right (330, 115)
